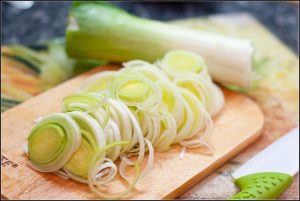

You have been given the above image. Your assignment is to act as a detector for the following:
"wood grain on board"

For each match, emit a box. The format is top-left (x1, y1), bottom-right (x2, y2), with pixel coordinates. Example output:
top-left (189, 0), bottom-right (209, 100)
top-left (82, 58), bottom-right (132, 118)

top-left (1, 65), bottom-right (264, 200)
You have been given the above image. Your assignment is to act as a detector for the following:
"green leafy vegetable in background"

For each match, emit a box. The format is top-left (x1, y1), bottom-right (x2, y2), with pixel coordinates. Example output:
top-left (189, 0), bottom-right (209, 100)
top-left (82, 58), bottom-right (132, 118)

top-left (1, 39), bottom-right (106, 112)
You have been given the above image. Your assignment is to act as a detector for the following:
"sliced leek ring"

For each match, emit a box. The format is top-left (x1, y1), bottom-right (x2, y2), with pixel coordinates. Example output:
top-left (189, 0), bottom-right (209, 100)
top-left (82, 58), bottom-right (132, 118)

top-left (110, 71), bottom-right (162, 113)
top-left (158, 49), bottom-right (208, 79)
top-left (27, 113), bottom-right (81, 172)
top-left (62, 93), bottom-right (104, 113)
top-left (63, 111), bottom-right (106, 179)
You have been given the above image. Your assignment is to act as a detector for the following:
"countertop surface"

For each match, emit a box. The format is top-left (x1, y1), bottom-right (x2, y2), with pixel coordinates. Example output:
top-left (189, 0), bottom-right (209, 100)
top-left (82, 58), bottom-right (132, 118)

top-left (2, 2), bottom-right (299, 55)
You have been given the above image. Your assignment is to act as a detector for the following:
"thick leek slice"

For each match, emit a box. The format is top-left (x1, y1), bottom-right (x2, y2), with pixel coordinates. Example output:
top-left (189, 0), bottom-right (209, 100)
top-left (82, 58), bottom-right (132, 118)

top-left (27, 113), bottom-right (81, 172)
top-left (110, 71), bottom-right (162, 113)
top-left (62, 93), bottom-right (103, 113)
top-left (63, 111), bottom-right (106, 180)
top-left (158, 50), bottom-right (209, 79)
top-left (75, 94), bottom-right (123, 162)
top-left (63, 137), bottom-right (96, 178)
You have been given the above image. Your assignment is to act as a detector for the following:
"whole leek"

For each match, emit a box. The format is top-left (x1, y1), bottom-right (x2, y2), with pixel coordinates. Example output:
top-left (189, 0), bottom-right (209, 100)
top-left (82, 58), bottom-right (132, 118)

top-left (66, 2), bottom-right (253, 87)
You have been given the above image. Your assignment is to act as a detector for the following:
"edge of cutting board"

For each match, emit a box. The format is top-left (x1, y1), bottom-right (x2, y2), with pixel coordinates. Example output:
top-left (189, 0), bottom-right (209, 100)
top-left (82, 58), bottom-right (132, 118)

top-left (165, 124), bottom-right (263, 199)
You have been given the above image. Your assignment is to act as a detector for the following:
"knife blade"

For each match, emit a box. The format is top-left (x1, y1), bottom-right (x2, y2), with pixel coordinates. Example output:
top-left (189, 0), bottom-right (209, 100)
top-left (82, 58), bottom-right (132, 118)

top-left (229, 127), bottom-right (299, 200)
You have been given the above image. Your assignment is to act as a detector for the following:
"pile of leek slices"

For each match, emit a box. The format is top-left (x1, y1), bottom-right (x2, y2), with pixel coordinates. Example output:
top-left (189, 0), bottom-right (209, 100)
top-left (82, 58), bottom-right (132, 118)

top-left (26, 50), bottom-right (224, 199)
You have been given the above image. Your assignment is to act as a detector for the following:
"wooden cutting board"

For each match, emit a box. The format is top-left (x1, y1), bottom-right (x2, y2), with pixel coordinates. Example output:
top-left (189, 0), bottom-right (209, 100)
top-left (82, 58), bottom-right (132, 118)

top-left (1, 65), bottom-right (264, 200)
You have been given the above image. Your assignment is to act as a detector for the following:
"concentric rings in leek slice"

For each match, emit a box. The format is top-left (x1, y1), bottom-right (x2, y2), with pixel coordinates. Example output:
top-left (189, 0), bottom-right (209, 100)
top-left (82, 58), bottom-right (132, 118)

top-left (62, 93), bottom-right (103, 112)
top-left (67, 111), bottom-right (106, 148)
top-left (27, 113), bottom-right (81, 172)
top-left (63, 111), bottom-right (106, 179)
top-left (29, 124), bottom-right (66, 164)
top-left (110, 72), bottom-right (162, 113)
top-left (159, 50), bottom-right (208, 79)
top-left (63, 138), bottom-right (96, 177)
top-left (118, 80), bottom-right (151, 102)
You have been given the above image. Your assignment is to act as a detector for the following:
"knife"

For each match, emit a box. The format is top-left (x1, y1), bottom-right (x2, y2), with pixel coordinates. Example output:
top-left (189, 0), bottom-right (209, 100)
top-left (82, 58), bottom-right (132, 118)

top-left (229, 127), bottom-right (299, 200)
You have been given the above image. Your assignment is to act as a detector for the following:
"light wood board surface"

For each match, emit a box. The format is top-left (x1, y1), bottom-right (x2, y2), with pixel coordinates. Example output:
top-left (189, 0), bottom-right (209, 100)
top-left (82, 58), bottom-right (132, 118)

top-left (1, 65), bottom-right (264, 200)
